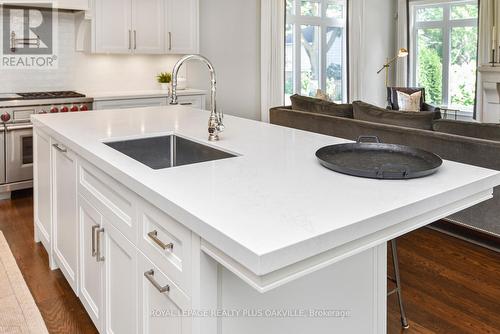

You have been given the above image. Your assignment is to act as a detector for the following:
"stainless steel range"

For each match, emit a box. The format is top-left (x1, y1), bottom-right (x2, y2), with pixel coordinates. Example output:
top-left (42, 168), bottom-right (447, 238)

top-left (0, 91), bottom-right (93, 196)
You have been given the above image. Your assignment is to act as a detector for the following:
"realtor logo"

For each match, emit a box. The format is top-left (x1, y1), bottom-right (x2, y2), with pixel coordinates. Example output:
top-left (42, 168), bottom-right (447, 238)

top-left (1, 3), bottom-right (58, 69)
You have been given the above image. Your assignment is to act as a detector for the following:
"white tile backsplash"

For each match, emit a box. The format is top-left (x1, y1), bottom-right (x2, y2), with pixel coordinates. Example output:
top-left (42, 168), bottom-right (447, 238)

top-left (0, 11), bottom-right (183, 94)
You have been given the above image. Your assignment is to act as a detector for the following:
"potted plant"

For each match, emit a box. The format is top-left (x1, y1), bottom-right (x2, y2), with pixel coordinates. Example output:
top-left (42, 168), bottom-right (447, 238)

top-left (156, 72), bottom-right (172, 91)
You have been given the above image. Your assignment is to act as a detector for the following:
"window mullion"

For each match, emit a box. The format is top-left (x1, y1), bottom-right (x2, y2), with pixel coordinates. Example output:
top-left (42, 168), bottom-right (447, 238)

top-left (321, 24), bottom-right (327, 92)
top-left (294, 22), bottom-right (301, 95)
top-left (442, 4), bottom-right (451, 107)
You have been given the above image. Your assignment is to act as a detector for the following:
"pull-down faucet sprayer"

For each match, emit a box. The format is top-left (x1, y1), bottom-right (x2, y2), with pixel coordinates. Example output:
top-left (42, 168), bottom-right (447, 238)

top-left (170, 55), bottom-right (224, 141)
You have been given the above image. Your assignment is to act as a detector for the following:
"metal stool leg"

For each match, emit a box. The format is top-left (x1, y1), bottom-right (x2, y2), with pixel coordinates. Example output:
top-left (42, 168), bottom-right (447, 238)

top-left (391, 239), bottom-right (410, 329)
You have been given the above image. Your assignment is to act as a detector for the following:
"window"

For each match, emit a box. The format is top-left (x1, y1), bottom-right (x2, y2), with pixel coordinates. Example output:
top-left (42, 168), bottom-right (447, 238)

top-left (285, 0), bottom-right (348, 103)
top-left (410, 0), bottom-right (478, 114)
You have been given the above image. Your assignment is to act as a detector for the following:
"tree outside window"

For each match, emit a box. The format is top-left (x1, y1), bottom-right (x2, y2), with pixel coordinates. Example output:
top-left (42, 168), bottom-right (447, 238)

top-left (285, 0), bottom-right (347, 103)
top-left (411, 1), bottom-right (478, 113)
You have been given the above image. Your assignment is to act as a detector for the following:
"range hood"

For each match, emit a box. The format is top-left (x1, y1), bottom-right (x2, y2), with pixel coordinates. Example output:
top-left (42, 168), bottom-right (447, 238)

top-left (0, 0), bottom-right (89, 11)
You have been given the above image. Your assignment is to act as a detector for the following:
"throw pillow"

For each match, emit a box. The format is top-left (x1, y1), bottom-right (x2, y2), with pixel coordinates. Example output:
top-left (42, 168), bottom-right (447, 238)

top-left (352, 101), bottom-right (435, 130)
top-left (397, 91), bottom-right (421, 112)
top-left (290, 94), bottom-right (353, 118)
top-left (315, 89), bottom-right (330, 101)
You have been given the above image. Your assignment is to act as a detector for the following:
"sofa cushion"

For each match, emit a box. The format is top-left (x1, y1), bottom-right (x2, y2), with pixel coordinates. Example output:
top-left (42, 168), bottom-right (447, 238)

top-left (353, 101), bottom-right (435, 130)
top-left (290, 94), bottom-right (353, 118)
top-left (433, 119), bottom-right (500, 142)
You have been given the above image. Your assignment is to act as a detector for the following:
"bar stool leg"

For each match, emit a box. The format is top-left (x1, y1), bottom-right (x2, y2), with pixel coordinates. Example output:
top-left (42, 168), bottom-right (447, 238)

top-left (391, 239), bottom-right (410, 329)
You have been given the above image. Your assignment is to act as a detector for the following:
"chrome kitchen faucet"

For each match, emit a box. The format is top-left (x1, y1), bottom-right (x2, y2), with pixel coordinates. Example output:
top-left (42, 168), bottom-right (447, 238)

top-left (170, 55), bottom-right (224, 141)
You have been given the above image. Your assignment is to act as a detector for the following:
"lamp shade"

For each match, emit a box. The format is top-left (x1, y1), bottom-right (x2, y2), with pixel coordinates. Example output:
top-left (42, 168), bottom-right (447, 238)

top-left (398, 48), bottom-right (409, 58)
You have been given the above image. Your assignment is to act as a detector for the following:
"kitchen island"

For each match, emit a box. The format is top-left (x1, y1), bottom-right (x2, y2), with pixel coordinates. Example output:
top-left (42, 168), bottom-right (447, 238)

top-left (32, 106), bottom-right (500, 334)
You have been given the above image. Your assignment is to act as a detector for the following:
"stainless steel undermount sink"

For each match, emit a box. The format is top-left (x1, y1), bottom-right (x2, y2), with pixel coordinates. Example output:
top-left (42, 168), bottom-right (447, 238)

top-left (104, 135), bottom-right (237, 170)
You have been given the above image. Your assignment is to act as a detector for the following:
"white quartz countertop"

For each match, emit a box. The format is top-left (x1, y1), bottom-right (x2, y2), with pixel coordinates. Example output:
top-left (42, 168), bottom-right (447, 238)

top-left (85, 88), bottom-right (206, 101)
top-left (32, 107), bottom-right (500, 276)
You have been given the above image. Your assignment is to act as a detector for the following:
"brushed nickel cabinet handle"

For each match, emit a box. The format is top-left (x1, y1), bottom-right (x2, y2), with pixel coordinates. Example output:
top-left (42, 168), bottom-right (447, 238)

top-left (134, 30), bottom-right (137, 50)
top-left (168, 32), bottom-right (172, 51)
top-left (180, 102), bottom-right (193, 106)
top-left (91, 224), bottom-right (99, 257)
top-left (96, 227), bottom-right (105, 262)
top-left (144, 269), bottom-right (170, 293)
top-left (128, 30), bottom-right (132, 49)
top-left (147, 230), bottom-right (174, 251)
top-left (52, 143), bottom-right (67, 153)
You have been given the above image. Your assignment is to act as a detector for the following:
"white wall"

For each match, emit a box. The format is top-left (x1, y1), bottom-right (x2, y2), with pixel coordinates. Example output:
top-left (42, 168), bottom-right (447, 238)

top-left (349, 0), bottom-right (397, 106)
top-left (0, 11), bottom-right (183, 94)
top-left (187, 0), bottom-right (261, 120)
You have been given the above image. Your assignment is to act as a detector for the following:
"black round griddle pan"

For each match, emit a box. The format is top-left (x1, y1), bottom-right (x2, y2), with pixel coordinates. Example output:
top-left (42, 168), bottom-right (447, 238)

top-left (316, 136), bottom-right (443, 179)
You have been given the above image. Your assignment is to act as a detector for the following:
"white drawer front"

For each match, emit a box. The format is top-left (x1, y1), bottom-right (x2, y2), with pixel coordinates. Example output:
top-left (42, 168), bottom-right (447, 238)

top-left (175, 95), bottom-right (203, 110)
top-left (138, 251), bottom-right (191, 334)
top-left (138, 201), bottom-right (192, 295)
top-left (94, 97), bottom-right (168, 110)
top-left (78, 159), bottom-right (137, 244)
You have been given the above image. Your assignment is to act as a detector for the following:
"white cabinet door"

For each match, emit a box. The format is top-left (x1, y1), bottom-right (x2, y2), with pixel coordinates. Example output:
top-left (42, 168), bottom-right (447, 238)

top-left (79, 195), bottom-right (105, 331)
top-left (33, 130), bottom-right (52, 253)
top-left (166, 0), bottom-right (199, 54)
top-left (103, 222), bottom-right (138, 334)
top-left (174, 95), bottom-right (204, 110)
top-left (138, 253), bottom-right (192, 334)
top-left (52, 143), bottom-right (78, 294)
top-left (95, 0), bottom-right (132, 53)
top-left (132, 0), bottom-right (165, 54)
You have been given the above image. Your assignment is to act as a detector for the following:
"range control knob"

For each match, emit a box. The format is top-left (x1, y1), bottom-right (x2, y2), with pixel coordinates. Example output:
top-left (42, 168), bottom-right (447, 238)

top-left (80, 104), bottom-right (88, 111)
top-left (70, 105), bottom-right (79, 112)
top-left (60, 106), bottom-right (69, 113)
top-left (50, 106), bottom-right (59, 113)
top-left (0, 112), bottom-right (10, 122)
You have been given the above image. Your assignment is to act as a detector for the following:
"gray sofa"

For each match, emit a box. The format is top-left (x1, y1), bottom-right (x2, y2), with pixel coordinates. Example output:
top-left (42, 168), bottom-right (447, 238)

top-left (270, 99), bottom-right (500, 237)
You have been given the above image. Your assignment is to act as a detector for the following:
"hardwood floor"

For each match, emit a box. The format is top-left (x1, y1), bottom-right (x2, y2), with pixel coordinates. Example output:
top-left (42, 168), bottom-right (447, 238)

top-left (388, 228), bottom-right (500, 334)
top-left (0, 191), bottom-right (499, 334)
top-left (0, 190), bottom-right (98, 334)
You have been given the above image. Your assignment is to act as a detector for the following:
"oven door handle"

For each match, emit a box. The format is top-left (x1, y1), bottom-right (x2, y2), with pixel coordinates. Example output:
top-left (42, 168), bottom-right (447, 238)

top-left (5, 123), bottom-right (33, 131)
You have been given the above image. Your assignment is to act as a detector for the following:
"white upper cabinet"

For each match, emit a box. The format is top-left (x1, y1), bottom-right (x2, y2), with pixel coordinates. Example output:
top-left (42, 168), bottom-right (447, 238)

top-left (166, 0), bottom-right (199, 54)
top-left (92, 0), bottom-right (198, 54)
top-left (132, 0), bottom-right (165, 54)
top-left (94, 0), bottom-right (132, 53)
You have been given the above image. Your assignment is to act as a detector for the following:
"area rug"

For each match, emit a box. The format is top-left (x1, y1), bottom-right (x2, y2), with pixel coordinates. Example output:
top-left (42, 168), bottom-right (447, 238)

top-left (0, 231), bottom-right (49, 334)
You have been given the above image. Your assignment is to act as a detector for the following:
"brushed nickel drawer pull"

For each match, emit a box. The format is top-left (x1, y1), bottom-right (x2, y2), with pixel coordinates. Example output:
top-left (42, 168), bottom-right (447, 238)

top-left (147, 230), bottom-right (174, 251)
top-left (180, 102), bottom-right (193, 106)
top-left (96, 227), bottom-right (105, 262)
top-left (91, 224), bottom-right (99, 257)
top-left (144, 269), bottom-right (170, 293)
top-left (52, 143), bottom-right (67, 153)
top-left (168, 32), bottom-right (172, 51)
